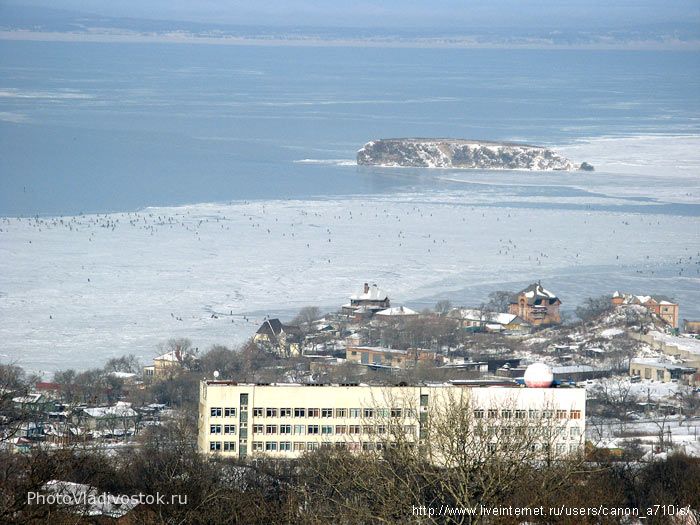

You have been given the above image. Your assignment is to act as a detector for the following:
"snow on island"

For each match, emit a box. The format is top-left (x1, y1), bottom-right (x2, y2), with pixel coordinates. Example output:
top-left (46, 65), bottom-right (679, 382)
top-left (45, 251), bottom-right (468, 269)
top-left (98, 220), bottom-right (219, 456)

top-left (357, 138), bottom-right (594, 171)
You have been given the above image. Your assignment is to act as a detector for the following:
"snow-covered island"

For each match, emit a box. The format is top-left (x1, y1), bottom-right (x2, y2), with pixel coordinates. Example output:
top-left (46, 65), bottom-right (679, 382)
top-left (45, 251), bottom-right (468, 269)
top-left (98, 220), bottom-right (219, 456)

top-left (357, 138), bottom-right (594, 171)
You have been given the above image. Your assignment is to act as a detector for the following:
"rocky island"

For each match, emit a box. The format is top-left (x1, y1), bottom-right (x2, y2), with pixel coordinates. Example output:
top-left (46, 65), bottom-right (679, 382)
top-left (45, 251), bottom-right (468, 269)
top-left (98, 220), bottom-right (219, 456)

top-left (357, 138), bottom-right (593, 171)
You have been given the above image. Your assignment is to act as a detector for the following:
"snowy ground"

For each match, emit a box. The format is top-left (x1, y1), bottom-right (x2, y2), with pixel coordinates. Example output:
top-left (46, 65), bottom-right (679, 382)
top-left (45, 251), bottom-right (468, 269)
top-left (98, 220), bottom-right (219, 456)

top-left (1, 135), bottom-right (699, 375)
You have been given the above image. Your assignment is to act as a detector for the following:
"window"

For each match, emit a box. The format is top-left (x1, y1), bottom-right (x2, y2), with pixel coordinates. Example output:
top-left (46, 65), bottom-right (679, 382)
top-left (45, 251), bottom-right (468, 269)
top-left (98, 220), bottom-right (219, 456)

top-left (487, 409), bottom-right (498, 419)
top-left (280, 408), bottom-right (291, 417)
top-left (266, 408), bottom-right (278, 418)
top-left (321, 408), bottom-right (333, 418)
top-left (253, 408), bottom-right (263, 417)
top-left (347, 442), bottom-right (360, 451)
top-left (294, 408), bottom-right (306, 418)
top-left (224, 425), bottom-right (236, 434)
top-left (348, 425), bottom-right (361, 434)
top-left (280, 441), bottom-right (291, 451)
top-left (501, 410), bottom-right (512, 419)
top-left (252, 441), bottom-right (263, 451)
top-left (239, 411), bottom-right (248, 423)
top-left (253, 424), bottom-right (264, 434)
top-left (377, 408), bottom-right (389, 418)
top-left (308, 408), bottom-right (320, 417)
top-left (529, 410), bottom-right (540, 419)
top-left (306, 442), bottom-right (319, 451)
top-left (487, 443), bottom-right (497, 453)
top-left (419, 412), bottom-right (428, 424)
top-left (293, 442), bottom-right (305, 452)
top-left (307, 425), bottom-right (319, 435)
top-left (377, 425), bottom-right (386, 435)
top-left (569, 443), bottom-right (580, 453)
top-left (362, 442), bottom-right (375, 451)
top-left (239, 428), bottom-right (248, 439)
top-left (335, 408), bottom-right (347, 418)
top-left (335, 425), bottom-right (347, 434)
top-left (266, 425), bottom-right (277, 435)
top-left (224, 407), bottom-right (236, 417)
top-left (294, 425), bottom-right (305, 435)
top-left (542, 410), bottom-right (553, 419)
top-left (210, 424), bottom-right (222, 434)
top-left (570, 426), bottom-right (580, 438)
top-left (420, 394), bottom-right (429, 407)
top-left (404, 425), bottom-right (416, 435)
top-left (350, 408), bottom-right (361, 418)
top-left (556, 443), bottom-right (567, 455)
top-left (570, 410), bottom-right (581, 420)
top-left (210, 407), bottom-right (222, 417)
top-left (280, 424), bottom-right (292, 434)
top-left (515, 410), bottom-right (526, 419)
top-left (209, 441), bottom-right (221, 451)
top-left (391, 408), bottom-right (402, 418)
top-left (239, 393), bottom-right (248, 406)
top-left (404, 409), bottom-right (415, 418)
top-left (265, 442), bottom-right (278, 451)
top-left (335, 442), bottom-right (347, 449)
top-left (363, 408), bottom-right (374, 418)
top-left (223, 441), bottom-right (236, 452)
top-left (556, 410), bottom-right (567, 420)
top-left (321, 425), bottom-right (333, 435)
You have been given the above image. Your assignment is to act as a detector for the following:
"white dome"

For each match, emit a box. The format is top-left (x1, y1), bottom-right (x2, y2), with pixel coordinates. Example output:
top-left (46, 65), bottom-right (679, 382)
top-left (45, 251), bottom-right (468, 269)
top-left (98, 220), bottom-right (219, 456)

top-left (524, 363), bottom-right (554, 388)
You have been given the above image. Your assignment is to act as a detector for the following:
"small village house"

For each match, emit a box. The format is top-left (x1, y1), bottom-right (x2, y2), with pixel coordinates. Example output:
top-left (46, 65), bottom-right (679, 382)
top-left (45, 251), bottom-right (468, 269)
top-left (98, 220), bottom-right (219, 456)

top-left (629, 358), bottom-right (696, 384)
top-left (341, 283), bottom-right (390, 320)
top-left (143, 348), bottom-right (197, 379)
top-left (447, 308), bottom-right (530, 332)
top-left (254, 318), bottom-right (303, 357)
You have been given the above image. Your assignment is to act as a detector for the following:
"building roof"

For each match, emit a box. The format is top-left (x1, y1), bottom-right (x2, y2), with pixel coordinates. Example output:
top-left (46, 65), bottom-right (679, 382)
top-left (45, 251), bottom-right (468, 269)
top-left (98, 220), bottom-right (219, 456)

top-left (613, 292), bottom-right (677, 306)
top-left (376, 306), bottom-right (418, 317)
top-left (448, 308), bottom-right (525, 326)
top-left (631, 358), bottom-right (695, 372)
top-left (350, 283), bottom-right (389, 301)
top-left (42, 480), bottom-right (138, 518)
top-left (511, 283), bottom-right (559, 305)
top-left (82, 402), bottom-right (138, 419)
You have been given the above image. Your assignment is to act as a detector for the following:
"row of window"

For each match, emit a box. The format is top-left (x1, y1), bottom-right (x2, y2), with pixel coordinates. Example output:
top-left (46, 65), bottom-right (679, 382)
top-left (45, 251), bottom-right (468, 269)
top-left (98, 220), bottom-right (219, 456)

top-left (211, 405), bottom-right (582, 421)
top-left (473, 409), bottom-right (582, 420)
top-left (250, 441), bottom-right (391, 452)
top-left (244, 424), bottom-right (418, 436)
top-left (210, 407), bottom-right (237, 417)
top-left (209, 424), bottom-right (237, 435)
top-left (209, 441), bottom-right (236, 451)
top-left (244, 407), bottom-right (415, 419)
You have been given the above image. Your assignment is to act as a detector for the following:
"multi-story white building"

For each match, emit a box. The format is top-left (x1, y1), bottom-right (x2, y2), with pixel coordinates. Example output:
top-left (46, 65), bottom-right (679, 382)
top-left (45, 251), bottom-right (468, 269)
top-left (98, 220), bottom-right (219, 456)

top-left (198, 379), bottom-right (586, 462)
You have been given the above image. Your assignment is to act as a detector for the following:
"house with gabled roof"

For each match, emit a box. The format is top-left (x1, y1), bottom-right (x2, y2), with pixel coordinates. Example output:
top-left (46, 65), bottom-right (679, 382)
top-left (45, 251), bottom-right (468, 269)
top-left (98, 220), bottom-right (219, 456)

top-left (508, 282), bottom-right (561, 326)
top-left (341, 282), bottom-right (390, 320)
top-left (254, 318), bottom-right (302, 357)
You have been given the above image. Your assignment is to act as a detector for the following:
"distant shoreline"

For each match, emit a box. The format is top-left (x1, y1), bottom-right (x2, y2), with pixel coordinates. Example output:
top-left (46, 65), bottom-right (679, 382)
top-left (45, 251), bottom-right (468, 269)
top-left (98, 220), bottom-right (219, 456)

top-left (2, 30), bottom-right (699, 51)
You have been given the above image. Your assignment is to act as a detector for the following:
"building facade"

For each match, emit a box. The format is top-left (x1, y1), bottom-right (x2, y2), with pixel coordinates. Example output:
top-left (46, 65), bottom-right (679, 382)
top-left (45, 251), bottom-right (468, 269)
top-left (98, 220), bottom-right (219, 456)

top-left (629, 358), bottom-right (696, 383)
top-left (345, 346), bottom-right (440, 368)
top-left (198, 381), bottom-right (585, 462)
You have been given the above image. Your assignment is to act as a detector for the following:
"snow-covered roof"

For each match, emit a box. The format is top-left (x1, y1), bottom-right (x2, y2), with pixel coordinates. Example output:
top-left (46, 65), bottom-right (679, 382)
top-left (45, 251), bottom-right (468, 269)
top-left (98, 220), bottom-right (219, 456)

top-left (154, 349), bottom-right (194, 362)
top-left (376, 306), bottom-right (418, 316)
top-left (631, 358), bottom-right (695, 371)
top-left (449, 308), bottom-right (522, 326)
top-left (512, 283), bottom-right (559, 305)
top-left (12, 393), bottom-right (45, 404)
top-left (349, 283), bottom-right (388, 301)
top-left (83, 402), bottom-right (137, 419)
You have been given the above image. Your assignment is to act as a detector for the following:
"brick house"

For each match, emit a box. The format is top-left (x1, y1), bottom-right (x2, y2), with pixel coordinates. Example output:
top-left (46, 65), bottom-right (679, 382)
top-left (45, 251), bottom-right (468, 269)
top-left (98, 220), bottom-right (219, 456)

top-left (508, 282), bottom-right (561, 326)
